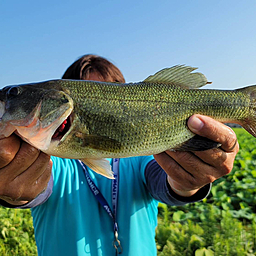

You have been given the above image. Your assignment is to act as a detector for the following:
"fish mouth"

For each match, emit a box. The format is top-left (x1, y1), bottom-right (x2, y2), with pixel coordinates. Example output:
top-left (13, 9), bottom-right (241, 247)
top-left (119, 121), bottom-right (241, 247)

top-left (52, 114), bottom-right (72, 141)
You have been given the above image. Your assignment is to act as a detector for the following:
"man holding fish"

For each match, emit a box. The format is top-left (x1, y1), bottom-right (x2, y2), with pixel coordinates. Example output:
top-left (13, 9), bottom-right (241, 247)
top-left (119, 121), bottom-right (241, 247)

top-left (0, 55), bottom-right (239, 256)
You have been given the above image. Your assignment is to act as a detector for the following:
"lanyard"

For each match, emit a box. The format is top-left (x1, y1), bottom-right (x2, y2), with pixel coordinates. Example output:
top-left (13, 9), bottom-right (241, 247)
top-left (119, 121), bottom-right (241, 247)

top-left (79, 159), bottom-right (123, 255)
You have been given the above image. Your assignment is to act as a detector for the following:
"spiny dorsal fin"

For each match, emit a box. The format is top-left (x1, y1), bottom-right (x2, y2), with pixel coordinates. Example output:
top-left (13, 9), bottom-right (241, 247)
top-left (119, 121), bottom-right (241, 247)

top-left (143, 65), bottom-right (211, 89)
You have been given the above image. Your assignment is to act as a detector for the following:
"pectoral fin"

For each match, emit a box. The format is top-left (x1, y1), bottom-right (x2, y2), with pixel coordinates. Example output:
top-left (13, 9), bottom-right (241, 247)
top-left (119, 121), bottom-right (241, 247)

top-left (173, 135), bottom-right (221, 151)
top-left (81, 158), bottom-right (114, 179)
top-left (75, 133), bottom-right (121, 152)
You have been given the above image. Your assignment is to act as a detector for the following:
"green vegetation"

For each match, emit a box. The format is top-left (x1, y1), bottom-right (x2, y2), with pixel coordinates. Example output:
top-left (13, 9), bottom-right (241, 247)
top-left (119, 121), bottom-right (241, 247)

top-left (0, 208), bottom-right (36, 255)
top-left (1, 128), bottom-right (256, 255)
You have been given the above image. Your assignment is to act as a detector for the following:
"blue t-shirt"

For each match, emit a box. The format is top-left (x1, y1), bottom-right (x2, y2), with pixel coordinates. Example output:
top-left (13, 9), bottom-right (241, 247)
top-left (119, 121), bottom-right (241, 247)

top-left (32, 156), bottom-right (159, 256)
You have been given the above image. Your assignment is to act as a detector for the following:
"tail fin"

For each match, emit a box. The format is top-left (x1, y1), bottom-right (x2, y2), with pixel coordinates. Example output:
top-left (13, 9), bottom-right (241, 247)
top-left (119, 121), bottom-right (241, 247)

top-left (237, 85), bottom-right (256, 138)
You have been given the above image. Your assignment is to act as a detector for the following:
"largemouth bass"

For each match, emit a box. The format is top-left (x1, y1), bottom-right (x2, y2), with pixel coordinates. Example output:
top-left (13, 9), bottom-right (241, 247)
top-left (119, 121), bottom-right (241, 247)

top-left (0, 65), bottom-right (255, 178)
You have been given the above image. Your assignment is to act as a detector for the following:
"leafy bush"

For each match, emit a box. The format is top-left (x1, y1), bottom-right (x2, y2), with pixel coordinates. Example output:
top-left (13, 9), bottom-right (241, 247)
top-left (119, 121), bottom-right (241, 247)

top-left (156, 204), bottom-right (256, 255)
top-left (0, 208), bottom-right (37, 255)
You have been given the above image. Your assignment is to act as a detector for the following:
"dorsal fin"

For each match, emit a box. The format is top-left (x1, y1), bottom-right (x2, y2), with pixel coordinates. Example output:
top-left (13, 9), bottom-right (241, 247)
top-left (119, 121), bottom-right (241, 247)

top-left (143, 65), bottom-right (211, 89)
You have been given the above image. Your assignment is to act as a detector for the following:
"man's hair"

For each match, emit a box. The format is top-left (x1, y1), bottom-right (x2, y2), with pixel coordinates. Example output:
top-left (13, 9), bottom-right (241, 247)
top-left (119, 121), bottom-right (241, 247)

top-left (62, 54), bottom-right (125, 83)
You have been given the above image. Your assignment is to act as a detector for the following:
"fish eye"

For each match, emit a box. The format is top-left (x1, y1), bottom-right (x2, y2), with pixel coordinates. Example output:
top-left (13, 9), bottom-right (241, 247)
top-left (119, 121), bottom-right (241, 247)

top-left (7, 87), bottom-right (21, 97)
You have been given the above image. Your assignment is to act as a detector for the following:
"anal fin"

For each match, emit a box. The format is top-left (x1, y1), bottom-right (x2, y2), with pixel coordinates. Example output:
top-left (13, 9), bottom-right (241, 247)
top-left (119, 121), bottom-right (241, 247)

top-left (173, 135), bottom-right (221, 151)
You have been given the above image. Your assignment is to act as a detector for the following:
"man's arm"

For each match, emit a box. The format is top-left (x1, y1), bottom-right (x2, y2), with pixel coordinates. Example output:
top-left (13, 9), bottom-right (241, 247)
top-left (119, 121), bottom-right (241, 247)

top-left (145, 159), bottom-right (211, 205)
top-left (0, 134), bottom-right (52, 206)
top-left (153, 114), bottom-right (239, 199)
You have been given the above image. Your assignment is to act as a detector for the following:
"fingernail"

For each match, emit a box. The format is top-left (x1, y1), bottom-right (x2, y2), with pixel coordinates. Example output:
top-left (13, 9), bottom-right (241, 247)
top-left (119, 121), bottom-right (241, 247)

top-left (188, 116), bottom-right (204, 132)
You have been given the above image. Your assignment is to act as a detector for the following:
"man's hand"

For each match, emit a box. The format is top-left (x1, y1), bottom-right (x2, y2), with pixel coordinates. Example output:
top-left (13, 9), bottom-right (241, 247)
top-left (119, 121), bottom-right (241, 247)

top-left (154, 114), bottom-right (239, 197)
top-left (0, 134), bottom-right (52, 205)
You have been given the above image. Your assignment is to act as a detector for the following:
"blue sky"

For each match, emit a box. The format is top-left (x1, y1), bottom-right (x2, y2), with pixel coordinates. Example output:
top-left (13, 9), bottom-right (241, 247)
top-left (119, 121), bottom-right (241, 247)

top-left (1, 1), bottom-right (256, 89)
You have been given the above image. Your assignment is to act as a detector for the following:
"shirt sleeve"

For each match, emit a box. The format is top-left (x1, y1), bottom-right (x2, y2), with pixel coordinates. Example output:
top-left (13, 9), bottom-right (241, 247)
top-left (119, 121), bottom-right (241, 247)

top-left (144, 159), bottom-right (211, 206)
top-left (0, 175), bottom-right (53, 209)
